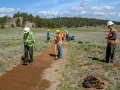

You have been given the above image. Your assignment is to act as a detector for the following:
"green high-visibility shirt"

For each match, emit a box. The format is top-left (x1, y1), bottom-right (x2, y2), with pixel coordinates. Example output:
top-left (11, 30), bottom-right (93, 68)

top-left (23, 31), bottom-right (36, 46)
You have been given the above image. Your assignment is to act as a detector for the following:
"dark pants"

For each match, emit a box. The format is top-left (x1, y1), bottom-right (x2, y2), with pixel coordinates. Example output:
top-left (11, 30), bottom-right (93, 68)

top-left (106, 44), bottom-right (116, 63)
top-left (66, 34), bottom-right (69, 40)
top-left (47, 37), bottom-right (50, 40)
top-left (24, 45), bottom-right (33, 62)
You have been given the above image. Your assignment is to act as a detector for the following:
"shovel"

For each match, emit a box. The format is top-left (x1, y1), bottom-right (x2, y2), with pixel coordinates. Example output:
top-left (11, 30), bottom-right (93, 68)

top-left (54, 44), bottom-right (58, 60)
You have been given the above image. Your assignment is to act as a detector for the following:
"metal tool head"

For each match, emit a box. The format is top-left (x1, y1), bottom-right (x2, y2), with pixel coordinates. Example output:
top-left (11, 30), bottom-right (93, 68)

top-left (54, 56), bottom-right (58, 60)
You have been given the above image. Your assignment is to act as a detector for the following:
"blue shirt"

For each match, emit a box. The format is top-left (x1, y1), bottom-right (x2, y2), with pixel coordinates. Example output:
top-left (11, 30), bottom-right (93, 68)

top-left (47, 32), bottom-right (50, 39)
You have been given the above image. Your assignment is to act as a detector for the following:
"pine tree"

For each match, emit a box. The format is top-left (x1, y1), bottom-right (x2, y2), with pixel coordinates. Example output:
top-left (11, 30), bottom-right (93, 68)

top-left (16, 17), bottom-right (20, 27)
top-left (11, 23), bottom-right (14, 28)
top-left (1, 24), bottom-right (5, 29)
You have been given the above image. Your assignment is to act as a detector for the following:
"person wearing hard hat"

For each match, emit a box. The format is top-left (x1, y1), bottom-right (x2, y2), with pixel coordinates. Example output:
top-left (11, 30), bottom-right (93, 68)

top-left (22, 27), bottom-right (36, 65)
top-left (46, 29), bottom-right (50, 43)
top-left (65, 29), bottom-right (69, 40)
top-left (54, 29), bottom-right (63, 59)
top-left (105, 21), bottom-right (118, 63)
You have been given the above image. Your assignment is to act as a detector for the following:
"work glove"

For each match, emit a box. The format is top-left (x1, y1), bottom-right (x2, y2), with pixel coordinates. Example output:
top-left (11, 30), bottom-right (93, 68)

top-left (24, 40), bottom-right (27, 42)
top-left (27, 41), bottom-right (31, 43)
top-left (24, 40), bottom-right (31, 43)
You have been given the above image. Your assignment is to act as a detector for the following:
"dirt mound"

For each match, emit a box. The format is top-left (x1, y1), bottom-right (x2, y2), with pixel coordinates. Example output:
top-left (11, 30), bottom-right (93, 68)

top-left (6, 17), bottom-right (34, 27)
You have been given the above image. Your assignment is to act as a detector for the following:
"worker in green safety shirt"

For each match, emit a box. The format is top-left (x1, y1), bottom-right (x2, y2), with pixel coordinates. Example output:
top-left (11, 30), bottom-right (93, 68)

top-left (23, 27), bottom-right (36, 65)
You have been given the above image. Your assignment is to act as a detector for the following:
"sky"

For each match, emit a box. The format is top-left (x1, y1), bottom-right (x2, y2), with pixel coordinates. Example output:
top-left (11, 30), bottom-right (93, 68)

top-left (0, 0), bottom-right (120, 21)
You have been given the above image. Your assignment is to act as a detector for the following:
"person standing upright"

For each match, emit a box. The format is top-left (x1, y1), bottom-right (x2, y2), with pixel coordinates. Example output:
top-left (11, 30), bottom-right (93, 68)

top-left (54, 29), bottom-right (63, 59)
top-left (23, 27), bottom-right (36, 65)
top-left (65, 29), bottom-right (69, 40)
top-left (106, 21), bottom-right (118, 63)
top-left (47, 29), bottom-right (50, 43)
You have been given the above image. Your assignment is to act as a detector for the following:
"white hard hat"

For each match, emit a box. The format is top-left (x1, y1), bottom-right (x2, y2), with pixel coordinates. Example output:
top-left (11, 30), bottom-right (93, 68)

top-left (24, 27), bottom-right (30, 33)
top-left (107, 21), bottom-right (114, 26)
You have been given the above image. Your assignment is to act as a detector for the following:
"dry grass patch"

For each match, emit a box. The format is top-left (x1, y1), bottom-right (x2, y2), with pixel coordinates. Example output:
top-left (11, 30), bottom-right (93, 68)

top-left (57, 32), bottom-right (120, 90)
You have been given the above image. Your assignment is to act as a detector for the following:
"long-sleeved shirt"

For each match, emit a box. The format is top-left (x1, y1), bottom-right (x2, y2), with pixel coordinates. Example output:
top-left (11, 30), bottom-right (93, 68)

top-left (109, 31), bottom-right (117, 40)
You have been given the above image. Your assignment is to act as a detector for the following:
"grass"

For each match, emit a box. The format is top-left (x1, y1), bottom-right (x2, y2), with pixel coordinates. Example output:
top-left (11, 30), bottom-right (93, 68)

top-left (0, 27), bottom-right (54, 75)
top-left (0, 26), bottom-right (120, 89)
top-left (57, 27), bottom-right (120, 90)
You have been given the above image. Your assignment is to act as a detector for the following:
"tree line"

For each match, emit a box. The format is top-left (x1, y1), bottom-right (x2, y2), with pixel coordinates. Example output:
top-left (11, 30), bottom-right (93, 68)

top-left (0, 12), bottom-right (120, 29)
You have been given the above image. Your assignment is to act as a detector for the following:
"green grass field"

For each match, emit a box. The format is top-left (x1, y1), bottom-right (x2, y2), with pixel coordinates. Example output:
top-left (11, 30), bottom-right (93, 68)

top-left (56, 26), bottom-right (120, 90)
top-left (0, 27), bottom-right (53, 75)
top-left (0, 26), bottom-right (120, 89)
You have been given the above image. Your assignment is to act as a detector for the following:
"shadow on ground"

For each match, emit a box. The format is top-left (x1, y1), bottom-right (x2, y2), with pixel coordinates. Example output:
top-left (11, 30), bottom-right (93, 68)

top-left (88, 57), bottom-right (106, 63)
top-left (49, 54), bottom-right (56, 57)
top-left (92, 57), bottom-right (106, 62)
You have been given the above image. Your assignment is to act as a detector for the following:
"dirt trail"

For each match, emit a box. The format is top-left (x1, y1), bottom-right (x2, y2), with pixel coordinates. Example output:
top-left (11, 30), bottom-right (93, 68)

top-left (44, 42), bottom-right (68, 90)
top-left (0, 42), bottom-right (68, 90)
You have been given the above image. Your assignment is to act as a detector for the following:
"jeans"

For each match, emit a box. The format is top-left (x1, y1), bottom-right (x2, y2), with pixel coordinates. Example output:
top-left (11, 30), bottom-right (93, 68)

top-left (57, 44), bottom-right (63, 58)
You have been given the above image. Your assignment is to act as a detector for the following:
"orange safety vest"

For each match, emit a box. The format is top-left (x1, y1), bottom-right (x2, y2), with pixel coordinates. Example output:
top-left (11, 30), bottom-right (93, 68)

top-left (60, 32), bottom-right (65, 38)
top-left (107, 29), bottom-right (118, 45)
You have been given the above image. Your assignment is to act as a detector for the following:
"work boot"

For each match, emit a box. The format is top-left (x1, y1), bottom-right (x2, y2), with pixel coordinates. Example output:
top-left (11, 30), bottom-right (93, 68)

top-left (21, 56), bottom-right (28, 65)
top-left (109, 61), bottom-right (113, 63)
top-left (29, 61), bottom-right (33, 65)
top-left (22, 59), bottom-right (28, 65)
top-left (22, 61), bottom-right (27, 65)
top-left (29, 59), bottom-right (33, 65)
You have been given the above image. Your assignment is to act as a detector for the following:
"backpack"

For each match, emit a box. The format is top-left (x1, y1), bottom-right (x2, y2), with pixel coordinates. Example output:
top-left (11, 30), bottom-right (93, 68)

top-left (82, 75), bottom-right (104, 89)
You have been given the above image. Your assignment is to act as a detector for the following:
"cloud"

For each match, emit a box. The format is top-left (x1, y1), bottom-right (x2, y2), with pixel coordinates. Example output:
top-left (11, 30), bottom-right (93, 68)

top-left (80, 1), bottom-right (89, 7)
top-left (38, 1), bottom-right (120, 21)
top-left (0, 14), bottom-right (6, 17)
top-left (92, 12), bottom-right (105, 16)
top-left (0, 7), bottom-right (21, 17)
top-left (72, 7), bottom-right (85, 12)
top-left (0, 7), bottom-right (15, 13)
top-left (17, 8), bottom-right (21, 11)
top-left (0, 1), bottom-right (120, 21)
top-left (38, 11), bottom-right (73, 18)
top-left (90, 6), bottom-right (116, 12)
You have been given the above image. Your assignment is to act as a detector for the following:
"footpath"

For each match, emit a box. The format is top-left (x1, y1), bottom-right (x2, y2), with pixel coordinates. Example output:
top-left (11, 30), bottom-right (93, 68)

top-left (0, 42), bottom-right (68, 90)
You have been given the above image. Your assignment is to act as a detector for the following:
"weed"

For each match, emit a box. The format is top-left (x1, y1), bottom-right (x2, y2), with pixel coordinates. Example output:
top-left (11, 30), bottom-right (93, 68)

top-left (0, 62), bottom-right (2, 68)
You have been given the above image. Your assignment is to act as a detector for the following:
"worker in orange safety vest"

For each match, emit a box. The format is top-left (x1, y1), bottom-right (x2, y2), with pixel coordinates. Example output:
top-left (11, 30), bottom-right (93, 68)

top-left (106, 21), bottom-right (118, 63)
top-left (60, 31), bottom-right (65, 41)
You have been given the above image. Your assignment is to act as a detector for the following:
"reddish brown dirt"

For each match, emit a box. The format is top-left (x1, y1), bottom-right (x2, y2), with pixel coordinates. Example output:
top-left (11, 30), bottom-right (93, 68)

top-left (0, 43), bottom-right (67, 90)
